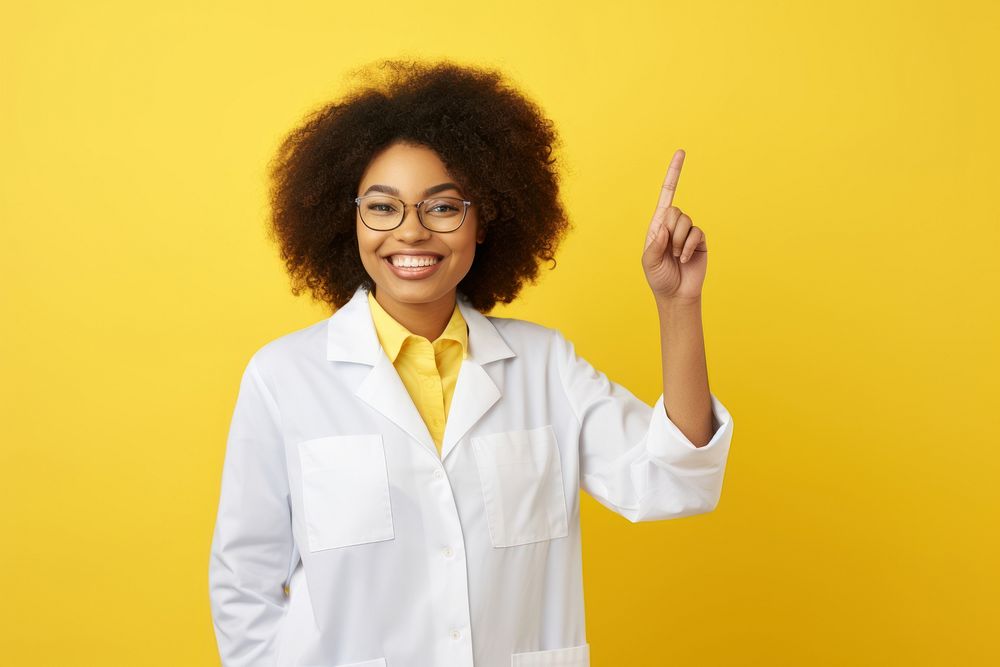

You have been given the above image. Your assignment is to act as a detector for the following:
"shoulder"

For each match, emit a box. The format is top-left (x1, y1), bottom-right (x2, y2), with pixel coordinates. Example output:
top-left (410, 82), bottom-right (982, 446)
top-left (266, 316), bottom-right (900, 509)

top-left (488, 312), bottom-right (559, 337)
top-left (244, 316), bottom-right (330, 376)
top-left (481, 313), bottom-right (570, 358)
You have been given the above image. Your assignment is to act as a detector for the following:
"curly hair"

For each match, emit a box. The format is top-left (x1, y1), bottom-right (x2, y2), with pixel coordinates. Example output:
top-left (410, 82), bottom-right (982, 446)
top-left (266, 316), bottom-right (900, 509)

top-left (265, 58), bottom-right (573, 313)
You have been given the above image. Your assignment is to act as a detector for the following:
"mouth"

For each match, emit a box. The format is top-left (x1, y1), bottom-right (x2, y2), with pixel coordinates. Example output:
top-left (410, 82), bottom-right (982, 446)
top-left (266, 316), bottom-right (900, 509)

top-left (383, 253), bottom-right (445, 280)
top-left (383, 253), bottom-right (444, 266)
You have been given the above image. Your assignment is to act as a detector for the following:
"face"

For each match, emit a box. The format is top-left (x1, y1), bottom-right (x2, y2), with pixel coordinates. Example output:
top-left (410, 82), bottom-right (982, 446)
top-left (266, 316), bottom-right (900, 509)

top-left (356, 141), bottom-right (485, 310)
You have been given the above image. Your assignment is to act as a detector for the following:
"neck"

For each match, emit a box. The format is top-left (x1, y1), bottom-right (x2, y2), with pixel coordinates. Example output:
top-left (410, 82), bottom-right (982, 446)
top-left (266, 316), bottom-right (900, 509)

top-left (373, 287), bottom-right (457, 341)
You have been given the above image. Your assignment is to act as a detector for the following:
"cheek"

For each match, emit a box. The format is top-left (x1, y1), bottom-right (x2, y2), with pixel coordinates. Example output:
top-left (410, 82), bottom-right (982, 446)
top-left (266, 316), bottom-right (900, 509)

top-left (456, 220), bottom-right (481, 261)
top-left (356, 225), bottom-right (377, 256)
top-left (356, 242), bottom-right (381, 275)
top-left (453, 237), bottom-right (479, 266)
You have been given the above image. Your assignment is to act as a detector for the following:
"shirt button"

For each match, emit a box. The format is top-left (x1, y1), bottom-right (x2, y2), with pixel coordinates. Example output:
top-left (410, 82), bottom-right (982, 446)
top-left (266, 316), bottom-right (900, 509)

top-left (433, 469), bottom-right (444, 479)
top-left (442, 546), bottom-right (453, 558)
top-left (450, 629), bottom-right (461, 640)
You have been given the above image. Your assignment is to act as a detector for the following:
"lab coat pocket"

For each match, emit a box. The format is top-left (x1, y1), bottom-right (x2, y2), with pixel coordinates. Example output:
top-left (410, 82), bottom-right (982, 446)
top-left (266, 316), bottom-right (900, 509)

top-left (297, 434), bottom-right (394, 552)
top-left (472, 424), bottom-right (569, 548)
top-left (511, 642), bottom-right (590, 666)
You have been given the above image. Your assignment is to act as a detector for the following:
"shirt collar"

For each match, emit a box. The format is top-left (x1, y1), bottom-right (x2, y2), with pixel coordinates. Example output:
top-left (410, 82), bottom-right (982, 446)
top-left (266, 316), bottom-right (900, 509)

top-left (327, 286), bottom-right (515, 367)
top-left (367, 290), bottom-right (469, 363)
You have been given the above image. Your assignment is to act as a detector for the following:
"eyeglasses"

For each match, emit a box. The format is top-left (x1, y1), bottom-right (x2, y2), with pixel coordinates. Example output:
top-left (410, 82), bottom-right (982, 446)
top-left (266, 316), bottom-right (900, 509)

top-left (353, 194), bottom-right (473, 233)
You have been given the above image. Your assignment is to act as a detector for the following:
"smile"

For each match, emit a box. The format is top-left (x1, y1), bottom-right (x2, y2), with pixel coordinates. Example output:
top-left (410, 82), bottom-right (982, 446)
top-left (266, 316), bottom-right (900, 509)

top-left (387, 254), bottom-right (442, 267)
top-left (384, 255), bottom-right (444, 280)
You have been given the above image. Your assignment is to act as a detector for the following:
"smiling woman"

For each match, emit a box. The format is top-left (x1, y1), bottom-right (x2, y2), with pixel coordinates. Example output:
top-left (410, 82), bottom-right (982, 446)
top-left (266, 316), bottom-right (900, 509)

top-left (354, 141), bottom-right (485, 340)
top-left (264, 58), bottom-right (573, 314)
top-left (209, 57), bottom-right (735, 667)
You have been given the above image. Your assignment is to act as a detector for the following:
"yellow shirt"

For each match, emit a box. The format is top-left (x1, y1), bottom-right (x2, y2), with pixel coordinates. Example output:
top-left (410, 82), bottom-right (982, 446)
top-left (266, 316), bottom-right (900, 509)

top-left (367, 291), bottom-right (469, 457)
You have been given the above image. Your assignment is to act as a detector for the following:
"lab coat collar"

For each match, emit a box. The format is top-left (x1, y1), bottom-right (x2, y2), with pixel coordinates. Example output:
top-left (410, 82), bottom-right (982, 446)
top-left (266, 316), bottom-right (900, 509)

top-left (326, 285), bottom-right (516, 461)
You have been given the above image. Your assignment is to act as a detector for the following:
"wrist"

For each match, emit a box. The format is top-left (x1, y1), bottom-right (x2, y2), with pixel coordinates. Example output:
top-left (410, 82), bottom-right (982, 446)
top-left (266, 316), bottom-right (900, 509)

top-left (655, 294), bottom-right (702, 313)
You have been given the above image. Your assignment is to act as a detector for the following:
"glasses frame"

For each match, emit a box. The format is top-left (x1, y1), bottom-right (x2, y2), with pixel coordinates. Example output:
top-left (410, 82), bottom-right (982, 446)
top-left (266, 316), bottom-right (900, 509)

top-left (353, 194), bottom-right (473, 233)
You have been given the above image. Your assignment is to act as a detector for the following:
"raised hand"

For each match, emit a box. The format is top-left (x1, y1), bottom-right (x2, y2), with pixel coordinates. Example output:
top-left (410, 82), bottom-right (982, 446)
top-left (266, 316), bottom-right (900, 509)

top-left (641, 149), bottom-right (708, 303)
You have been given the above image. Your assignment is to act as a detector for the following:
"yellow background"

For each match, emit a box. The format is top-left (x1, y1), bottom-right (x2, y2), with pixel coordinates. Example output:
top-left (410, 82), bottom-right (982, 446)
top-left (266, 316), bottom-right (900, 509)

top-left (2, 1), bottom-right (997, 664)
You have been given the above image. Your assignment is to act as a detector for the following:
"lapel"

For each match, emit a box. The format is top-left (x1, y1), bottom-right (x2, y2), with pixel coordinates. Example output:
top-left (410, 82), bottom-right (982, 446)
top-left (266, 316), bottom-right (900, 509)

top-left (326, 286), bottom-right (516, 462)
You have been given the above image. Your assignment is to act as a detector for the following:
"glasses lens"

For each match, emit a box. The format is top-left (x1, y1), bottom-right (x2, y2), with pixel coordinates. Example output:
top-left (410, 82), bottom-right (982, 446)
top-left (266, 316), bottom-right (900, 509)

top-left (358, 195), bottom-right (403, 230)
top-left (421, 197), bottom-right (466, 232)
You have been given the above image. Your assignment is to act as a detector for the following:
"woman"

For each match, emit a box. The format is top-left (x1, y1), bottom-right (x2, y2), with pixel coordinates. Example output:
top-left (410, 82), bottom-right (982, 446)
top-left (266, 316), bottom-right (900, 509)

top-left (209, 59), bottom-right (734, 667)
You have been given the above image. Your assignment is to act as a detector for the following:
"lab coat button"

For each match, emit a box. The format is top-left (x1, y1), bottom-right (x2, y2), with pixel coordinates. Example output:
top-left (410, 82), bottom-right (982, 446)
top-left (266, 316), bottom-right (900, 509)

top-left (442, 546), bottom-right (453, 558)
top-left (433, 469), bottom-right (444, 479)
top-left (450, 629), bottom-right (461, 640)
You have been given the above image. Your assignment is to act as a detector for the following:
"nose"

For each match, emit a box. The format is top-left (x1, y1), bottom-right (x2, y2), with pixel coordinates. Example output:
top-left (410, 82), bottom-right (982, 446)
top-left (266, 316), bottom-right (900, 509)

top-left (393, 204), bottom-right (432, 242)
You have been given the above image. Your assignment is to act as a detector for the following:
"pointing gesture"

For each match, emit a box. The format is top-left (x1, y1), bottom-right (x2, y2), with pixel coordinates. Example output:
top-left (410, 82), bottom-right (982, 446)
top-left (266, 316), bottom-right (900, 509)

top-left (642, 149), bottom-right (709, 302)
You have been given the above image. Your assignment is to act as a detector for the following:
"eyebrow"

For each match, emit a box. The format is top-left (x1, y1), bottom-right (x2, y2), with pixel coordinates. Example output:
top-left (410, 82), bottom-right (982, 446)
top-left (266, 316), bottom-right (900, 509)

top-left (362, 182), bottom-right (463, 198)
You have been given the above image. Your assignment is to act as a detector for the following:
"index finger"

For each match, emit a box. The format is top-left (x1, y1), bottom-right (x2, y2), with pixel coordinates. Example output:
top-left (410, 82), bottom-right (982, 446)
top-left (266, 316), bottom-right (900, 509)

top-left (653, 149), bottom-right (686, 217)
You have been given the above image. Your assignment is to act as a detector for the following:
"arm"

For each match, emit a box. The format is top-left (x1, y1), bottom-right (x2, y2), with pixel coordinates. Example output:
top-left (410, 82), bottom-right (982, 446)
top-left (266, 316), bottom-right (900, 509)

top-left (557, 329), bottom-right (733, 523)
top-left (658, 296), bottom-right (714, 448)
top-left (642, 149), bottom-right (722, 449)
top-left (568, 148), bottom-right (734, 522)
top-left (208, 355), bottom-right (296, 666)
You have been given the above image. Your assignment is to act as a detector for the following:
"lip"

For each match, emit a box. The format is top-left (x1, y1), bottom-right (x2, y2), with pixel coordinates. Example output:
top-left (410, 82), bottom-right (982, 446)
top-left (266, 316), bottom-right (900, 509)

top-left (384, 255), bottom-right (444, 280)
top-left (382, 251), bottom-right (444, 258)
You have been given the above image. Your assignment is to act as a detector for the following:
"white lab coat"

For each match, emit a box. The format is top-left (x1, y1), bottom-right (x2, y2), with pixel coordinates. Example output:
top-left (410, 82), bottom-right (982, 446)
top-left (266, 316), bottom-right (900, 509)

top-left (209, 285), bottom-right (734, 667)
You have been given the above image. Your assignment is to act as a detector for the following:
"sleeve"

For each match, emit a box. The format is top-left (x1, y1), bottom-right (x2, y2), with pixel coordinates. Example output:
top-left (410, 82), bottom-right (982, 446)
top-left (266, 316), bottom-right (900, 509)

top-left (554, 330), bottom-right (734, 523)
top-left (208, 354), bottom-right (296, 666)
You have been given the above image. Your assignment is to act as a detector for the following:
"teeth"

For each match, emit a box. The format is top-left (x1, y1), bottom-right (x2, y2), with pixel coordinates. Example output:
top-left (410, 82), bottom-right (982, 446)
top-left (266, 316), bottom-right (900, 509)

top-left (390, 255), bottom-right (441, 268)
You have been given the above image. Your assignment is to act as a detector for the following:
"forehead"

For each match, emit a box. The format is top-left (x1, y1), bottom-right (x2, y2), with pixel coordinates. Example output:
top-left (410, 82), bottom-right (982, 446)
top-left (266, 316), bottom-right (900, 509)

top-left (360, 142), bottom-right (452, 184)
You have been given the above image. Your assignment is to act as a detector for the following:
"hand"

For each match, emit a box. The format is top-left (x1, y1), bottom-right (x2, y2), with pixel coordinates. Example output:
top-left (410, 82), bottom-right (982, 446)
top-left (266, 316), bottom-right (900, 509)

top-left (641, 149), bottom-right (708, 303)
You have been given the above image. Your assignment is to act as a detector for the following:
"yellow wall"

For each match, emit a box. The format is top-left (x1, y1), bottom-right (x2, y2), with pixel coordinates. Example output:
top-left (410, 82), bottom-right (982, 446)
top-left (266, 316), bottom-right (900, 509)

top-left (2, 1), bottom-right (996, 664)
